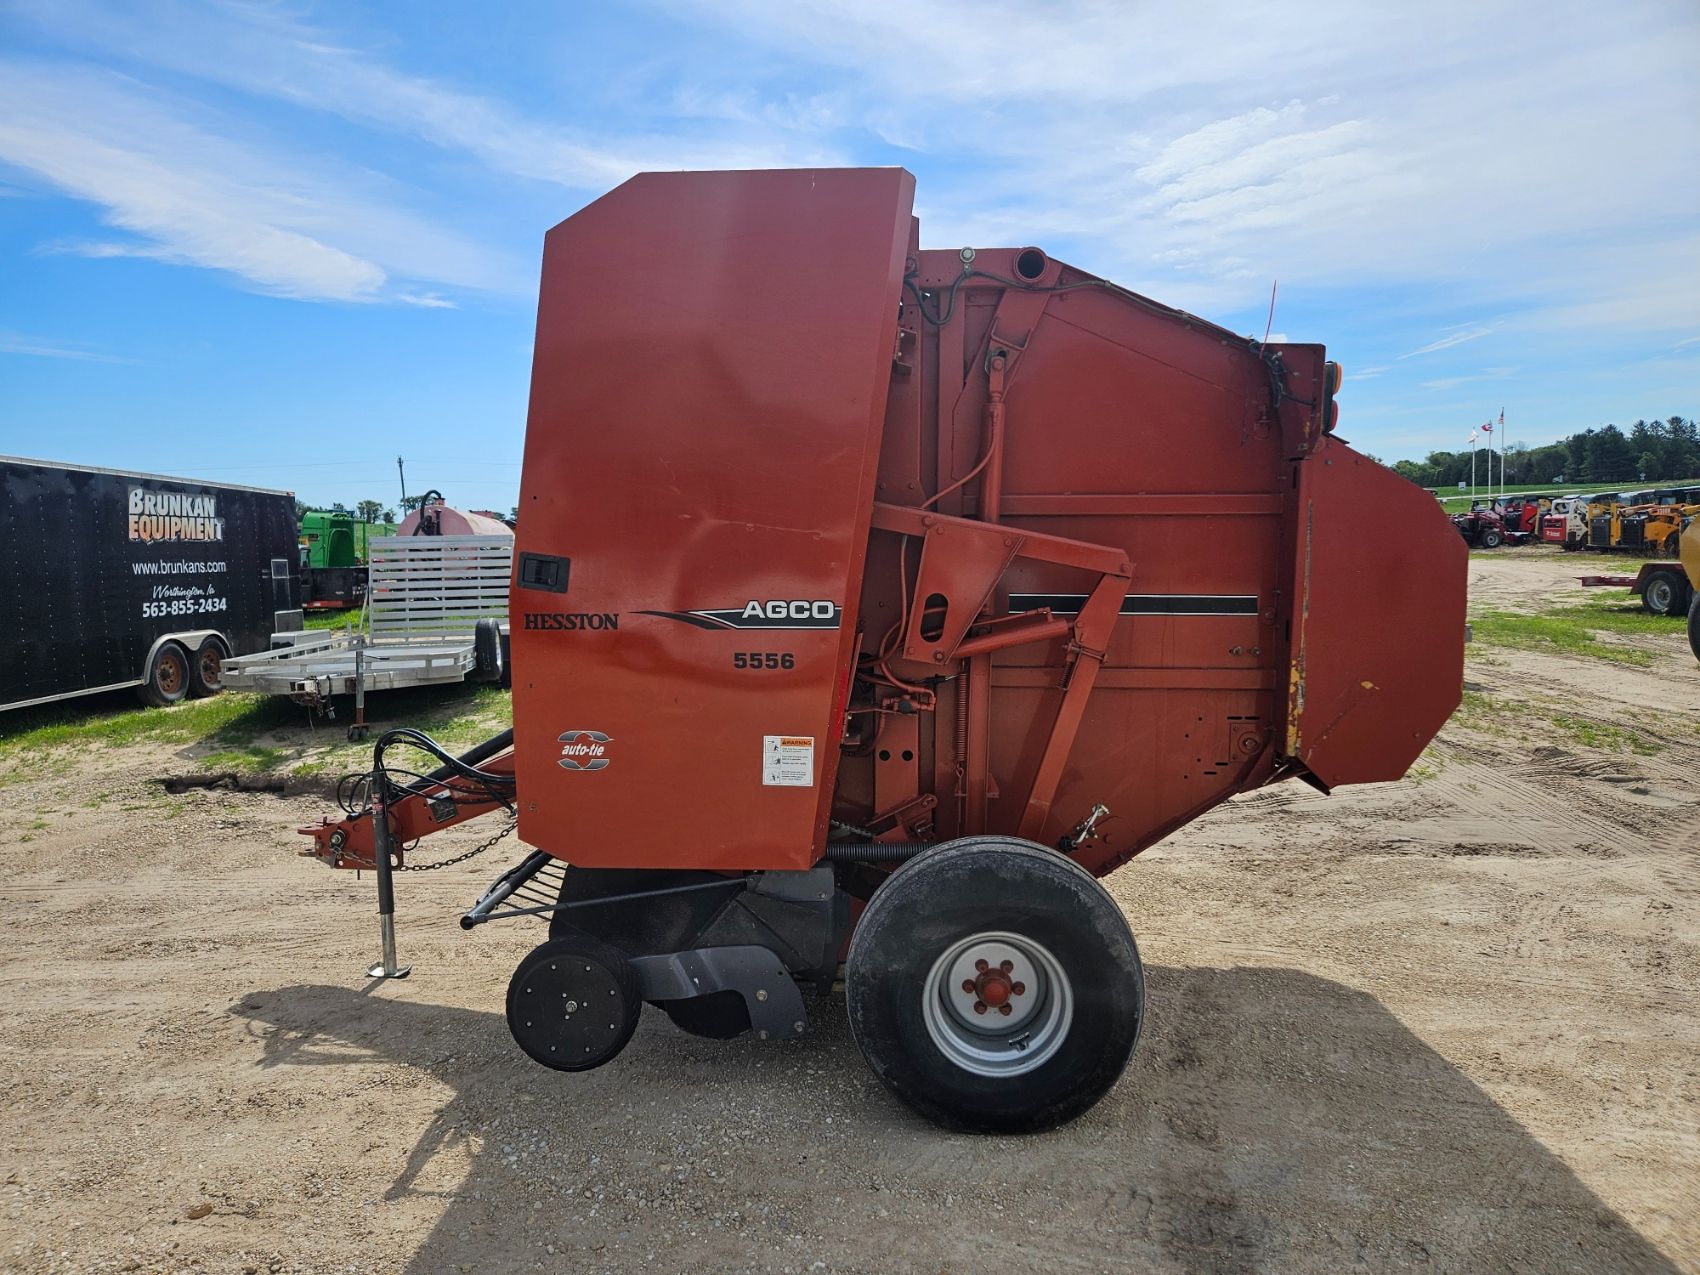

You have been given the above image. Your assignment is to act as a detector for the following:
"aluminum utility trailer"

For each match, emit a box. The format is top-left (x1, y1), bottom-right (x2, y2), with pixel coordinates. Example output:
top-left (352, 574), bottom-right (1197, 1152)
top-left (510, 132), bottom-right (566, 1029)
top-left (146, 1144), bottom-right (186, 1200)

top-left (221, 535), bottom-right (511, 719)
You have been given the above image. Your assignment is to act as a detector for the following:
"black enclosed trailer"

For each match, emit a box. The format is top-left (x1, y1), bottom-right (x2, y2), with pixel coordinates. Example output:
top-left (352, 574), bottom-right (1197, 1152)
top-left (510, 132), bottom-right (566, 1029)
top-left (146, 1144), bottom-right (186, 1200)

top-left (1, 457), bottom-right (303, 711)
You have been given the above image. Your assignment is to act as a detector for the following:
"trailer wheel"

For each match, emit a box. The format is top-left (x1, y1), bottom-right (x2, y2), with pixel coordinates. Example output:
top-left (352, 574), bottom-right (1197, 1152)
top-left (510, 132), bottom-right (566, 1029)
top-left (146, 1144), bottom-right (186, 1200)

top-left (1689, 592), bottom-right (1700, 665)
top-left (471, 617), bottom-right (504, 683)
top-left (1479, 527), bottom-right (1503, 549)
top-left (846, 837), bottom-right (1144, 1133)
top-left (506, 930), bottom-right (641, 1072)
top-left (137, 642), bottom-right (190, 707)
top-left (188, 639), bottom-right (226, 697)
top-left (1643, 575), bottom-right (1678, 616)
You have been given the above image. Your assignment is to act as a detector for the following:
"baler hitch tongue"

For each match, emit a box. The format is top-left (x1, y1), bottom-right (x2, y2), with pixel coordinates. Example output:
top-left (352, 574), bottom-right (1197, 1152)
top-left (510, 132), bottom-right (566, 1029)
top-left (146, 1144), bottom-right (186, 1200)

top-left (297, 821), bottom-right (349, 865)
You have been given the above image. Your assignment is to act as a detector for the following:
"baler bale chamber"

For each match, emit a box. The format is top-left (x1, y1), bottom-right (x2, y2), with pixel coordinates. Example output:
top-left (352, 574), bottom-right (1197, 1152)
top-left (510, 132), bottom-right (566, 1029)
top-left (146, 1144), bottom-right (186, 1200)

top-left (302, 168), bottom-right (1466, 1133)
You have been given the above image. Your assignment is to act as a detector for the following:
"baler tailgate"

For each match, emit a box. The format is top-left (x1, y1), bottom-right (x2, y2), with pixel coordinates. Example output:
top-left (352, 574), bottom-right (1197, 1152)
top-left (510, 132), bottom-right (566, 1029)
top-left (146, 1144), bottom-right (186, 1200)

top-left (1287, 437), bottom-right (1466, 787)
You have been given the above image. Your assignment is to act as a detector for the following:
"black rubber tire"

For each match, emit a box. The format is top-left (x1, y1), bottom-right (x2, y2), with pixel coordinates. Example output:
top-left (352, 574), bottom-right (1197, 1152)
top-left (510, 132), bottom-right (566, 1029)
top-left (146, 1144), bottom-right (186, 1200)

top-left (137, 642), bottom-right (190, 707)
top-left (188, 638), bottom-right (226, 698)
top-left (506, 931), bottom-right (641, 1072)
top-left (1670, 578), bottom-right (1693, 620)
top-left (1479, 527), bottom-right (1503, 549)
top-left (471, 617), bottom-right (504, 683)
top-left (846, 837), bottom-right (1144, 1134)
top-left (1688, 591), bottom-right (1700, 665)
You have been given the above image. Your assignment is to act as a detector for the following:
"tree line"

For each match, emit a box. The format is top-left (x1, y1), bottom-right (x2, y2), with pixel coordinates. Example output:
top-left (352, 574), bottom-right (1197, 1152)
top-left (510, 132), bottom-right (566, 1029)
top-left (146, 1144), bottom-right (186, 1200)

top-left (1387, 417), bottom-right (1700, 491)
top-left (292, 497), bottom-right (522, 523)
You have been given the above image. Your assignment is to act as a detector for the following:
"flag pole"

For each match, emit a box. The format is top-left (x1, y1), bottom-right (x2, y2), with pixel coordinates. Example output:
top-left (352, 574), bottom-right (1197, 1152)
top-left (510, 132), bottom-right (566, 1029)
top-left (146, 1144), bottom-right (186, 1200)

top-left (1499, 408), bottom-right (1507, 497)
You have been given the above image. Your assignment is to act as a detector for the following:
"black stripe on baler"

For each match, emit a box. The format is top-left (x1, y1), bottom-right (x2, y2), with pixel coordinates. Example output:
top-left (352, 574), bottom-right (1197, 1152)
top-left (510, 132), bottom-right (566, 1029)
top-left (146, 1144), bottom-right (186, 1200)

top-left (1007, 593), bottom-right (1259, 616)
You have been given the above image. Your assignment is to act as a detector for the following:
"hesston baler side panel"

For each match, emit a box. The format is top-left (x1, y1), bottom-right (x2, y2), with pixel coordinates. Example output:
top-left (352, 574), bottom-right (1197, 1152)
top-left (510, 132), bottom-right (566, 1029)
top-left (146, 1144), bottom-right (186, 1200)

top-left (1286, 437), bottom-right (1466, 787)
top-left (511, 169), bottom-right (915, 871)
top-left (846, 252), bottom-right (1317, 870)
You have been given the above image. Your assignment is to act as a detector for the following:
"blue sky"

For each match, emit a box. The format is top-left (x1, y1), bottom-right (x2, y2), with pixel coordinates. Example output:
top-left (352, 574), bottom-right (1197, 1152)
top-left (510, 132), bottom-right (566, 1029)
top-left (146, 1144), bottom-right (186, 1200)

top-left (2, 1), bottom-right (1696, 511)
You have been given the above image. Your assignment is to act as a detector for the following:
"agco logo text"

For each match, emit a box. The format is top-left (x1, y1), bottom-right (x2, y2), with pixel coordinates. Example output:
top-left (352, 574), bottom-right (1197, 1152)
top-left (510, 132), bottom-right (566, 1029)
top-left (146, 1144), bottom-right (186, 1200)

top-left (128, 487), bottom-right (225, 544)
top-left (740, 600), bottom-right (836, 622)
top-left (638, 599), bottom-right (841, 631)
top-left (558, 730), bottom-right (611, 771)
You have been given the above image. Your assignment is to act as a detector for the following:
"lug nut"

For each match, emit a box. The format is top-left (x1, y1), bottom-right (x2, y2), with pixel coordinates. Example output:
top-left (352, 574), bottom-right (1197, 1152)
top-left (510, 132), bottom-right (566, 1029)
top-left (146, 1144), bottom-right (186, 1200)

top-left (999, 960), bottom-right (1013, 973)
top-left (961, 979), bottom-right (977, 994)
top-left (973, 1001), bottom-right (987, 1014)
top-left (998, 1004), bottom-right (1013, 1016)
top-left (1012, 982), bottom-right (1026, 996)
top-left (974, 959), bottom-right (989, 972)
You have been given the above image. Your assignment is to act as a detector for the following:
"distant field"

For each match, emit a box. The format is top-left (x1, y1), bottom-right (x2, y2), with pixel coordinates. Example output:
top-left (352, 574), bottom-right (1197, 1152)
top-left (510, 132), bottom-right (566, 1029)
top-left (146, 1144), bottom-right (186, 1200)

top-left (1431, 478), bottom-right (1700, 514)
top-left (303, 605), bottom-right (365, 630)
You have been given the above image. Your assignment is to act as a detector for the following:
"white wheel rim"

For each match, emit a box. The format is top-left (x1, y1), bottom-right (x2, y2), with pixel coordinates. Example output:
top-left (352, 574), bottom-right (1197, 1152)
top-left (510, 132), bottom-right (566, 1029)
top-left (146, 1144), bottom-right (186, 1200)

top-left (921, 930), bottom-right (1073, 1078)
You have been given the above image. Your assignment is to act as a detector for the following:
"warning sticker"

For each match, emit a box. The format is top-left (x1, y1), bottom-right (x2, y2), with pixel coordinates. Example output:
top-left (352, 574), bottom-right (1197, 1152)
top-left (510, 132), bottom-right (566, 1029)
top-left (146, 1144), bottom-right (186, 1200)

top-left (762, 735), bottom-right (815, 788)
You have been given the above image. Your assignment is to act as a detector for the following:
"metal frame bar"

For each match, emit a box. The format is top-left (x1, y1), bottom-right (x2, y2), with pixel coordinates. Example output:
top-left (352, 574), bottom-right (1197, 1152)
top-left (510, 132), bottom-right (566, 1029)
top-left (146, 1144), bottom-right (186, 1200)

top-left (868, 500), bottom-right (1132, 841)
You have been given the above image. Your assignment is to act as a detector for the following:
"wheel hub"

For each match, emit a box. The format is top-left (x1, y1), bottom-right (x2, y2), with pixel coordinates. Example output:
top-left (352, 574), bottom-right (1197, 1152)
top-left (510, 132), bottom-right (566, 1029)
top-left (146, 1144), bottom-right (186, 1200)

top-left (923, 931), bottom-right (1072, 1077)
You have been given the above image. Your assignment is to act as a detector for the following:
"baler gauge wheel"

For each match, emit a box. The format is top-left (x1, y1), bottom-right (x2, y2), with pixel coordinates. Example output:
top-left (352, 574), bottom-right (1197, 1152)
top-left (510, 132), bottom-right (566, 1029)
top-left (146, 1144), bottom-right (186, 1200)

top-left (505, 931), bottom-right (642, 1072)
top-left (847, 836), bottom-right (1144, 1134)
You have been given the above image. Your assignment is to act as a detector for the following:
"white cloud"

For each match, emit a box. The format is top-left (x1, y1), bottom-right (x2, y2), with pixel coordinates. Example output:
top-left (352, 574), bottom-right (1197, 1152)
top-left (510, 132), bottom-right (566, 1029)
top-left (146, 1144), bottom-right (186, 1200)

top-left (14, 0), bottom-right (844, 188)
top-left (1420, 368), bottom-right (1515, 391)
top-left (0, 60), bottom-right (521, 302)
top-left (657, 0), bottom-right (1700, 327)
top-left (0, 329), bottom-right (137, 363)
top-left (1401, 327), bottom-right (1497, 359)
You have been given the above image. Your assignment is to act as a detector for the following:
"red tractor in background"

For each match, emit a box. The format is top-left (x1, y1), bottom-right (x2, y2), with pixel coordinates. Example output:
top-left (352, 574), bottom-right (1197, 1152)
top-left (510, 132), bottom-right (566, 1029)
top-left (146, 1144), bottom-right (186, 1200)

top-left (1453, 496), bottom-right (1540, 548)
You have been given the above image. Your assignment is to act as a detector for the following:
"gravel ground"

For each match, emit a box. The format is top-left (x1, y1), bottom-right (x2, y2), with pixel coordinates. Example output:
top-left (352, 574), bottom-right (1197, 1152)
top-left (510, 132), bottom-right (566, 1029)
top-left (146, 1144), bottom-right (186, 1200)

top-left (1, 549), bottom-right (1696, 1273)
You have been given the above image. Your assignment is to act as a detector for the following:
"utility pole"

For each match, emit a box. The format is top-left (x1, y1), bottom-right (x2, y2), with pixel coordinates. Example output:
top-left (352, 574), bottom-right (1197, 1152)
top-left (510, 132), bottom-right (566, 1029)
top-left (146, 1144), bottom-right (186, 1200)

top-left (397, 456), bottom-right (408, 510)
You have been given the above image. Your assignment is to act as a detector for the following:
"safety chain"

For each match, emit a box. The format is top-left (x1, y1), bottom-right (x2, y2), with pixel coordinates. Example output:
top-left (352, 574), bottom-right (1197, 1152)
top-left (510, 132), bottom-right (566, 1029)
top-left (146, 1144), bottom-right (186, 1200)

top-left (398, 815), bottom-right (518, 872)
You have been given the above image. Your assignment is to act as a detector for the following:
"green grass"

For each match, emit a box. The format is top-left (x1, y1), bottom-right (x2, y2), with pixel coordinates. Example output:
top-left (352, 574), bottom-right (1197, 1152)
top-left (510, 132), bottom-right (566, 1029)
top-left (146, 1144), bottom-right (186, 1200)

top-left (0, 682), bottom-right (511, 780)
top-left (1553, 595), bottom-right (1684, 636)
top-left (0, 691), bottom-right (300, 756)
top-left (1470, 607), bottom-right (1657, 667)
top-left (1450, 688), bottom-right (1513, 736)
top-left (303, 606), bottom-right (365, 631)
top-left (199, 745), bottom-right (290, 772)
top-left (1547, 714), bottom-right (1661, 755)
top-left (1448, 683), bottom-right (1671, 756)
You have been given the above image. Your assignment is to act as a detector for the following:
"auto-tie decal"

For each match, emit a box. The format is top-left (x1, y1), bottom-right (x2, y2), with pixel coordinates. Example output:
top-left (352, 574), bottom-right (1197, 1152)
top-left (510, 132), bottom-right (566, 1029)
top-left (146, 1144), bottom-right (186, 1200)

top-left (637, 599), bottom-right (841, 631)
top-left (557, 730), bottom-right (612, 771)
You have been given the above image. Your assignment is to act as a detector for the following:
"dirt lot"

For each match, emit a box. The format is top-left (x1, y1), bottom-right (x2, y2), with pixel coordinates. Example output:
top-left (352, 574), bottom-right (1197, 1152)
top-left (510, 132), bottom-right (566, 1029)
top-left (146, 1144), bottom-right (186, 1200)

top-left (2, 549), bottom-right (1696, 1274)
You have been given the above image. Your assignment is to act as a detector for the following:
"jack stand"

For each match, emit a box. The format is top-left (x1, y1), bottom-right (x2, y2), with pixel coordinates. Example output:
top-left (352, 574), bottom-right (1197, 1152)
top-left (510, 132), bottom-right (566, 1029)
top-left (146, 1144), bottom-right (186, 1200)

top-left (347, 645), bottom-right (369, 742)
top-left (366, 770), bottom-right (410, 980)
